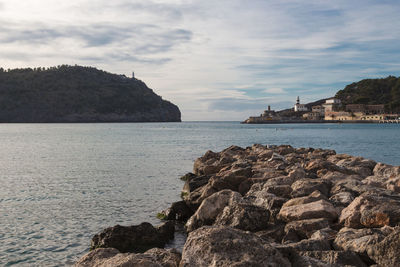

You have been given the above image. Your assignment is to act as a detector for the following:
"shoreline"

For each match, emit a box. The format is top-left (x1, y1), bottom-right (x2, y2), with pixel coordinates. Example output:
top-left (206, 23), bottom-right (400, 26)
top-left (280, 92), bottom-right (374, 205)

top-left (241, 119), bottom-right (400, 124)
top-left (75, 144), bottom-right (400, 266)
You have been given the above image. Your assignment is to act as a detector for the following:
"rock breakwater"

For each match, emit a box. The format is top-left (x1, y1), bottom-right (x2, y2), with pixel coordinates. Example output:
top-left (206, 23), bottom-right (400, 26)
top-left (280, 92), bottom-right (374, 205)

top-left (75, 144), bottom-right (400, 266)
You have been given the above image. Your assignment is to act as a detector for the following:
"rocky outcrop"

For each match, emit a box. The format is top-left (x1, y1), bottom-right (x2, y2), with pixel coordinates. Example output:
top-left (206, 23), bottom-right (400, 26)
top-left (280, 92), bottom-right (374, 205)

top-left (90, 222), bottom-right (175, 253)
top-left (75, 144), bottom-right (400, 266)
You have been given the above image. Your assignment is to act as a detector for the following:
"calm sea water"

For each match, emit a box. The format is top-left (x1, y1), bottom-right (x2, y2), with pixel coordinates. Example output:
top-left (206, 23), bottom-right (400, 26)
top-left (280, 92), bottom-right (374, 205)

top-left (1, 122), bottom-right (399, 266)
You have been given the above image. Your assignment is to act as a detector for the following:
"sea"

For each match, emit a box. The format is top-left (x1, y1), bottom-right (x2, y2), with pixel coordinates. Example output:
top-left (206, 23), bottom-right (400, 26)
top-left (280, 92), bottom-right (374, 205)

top-left (1, 122), bottom-right (399, 266)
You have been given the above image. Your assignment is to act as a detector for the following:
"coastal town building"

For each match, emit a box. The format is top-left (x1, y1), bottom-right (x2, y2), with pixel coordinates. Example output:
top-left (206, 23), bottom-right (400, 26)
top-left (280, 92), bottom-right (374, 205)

top-left (294, 96), bottom-right (308, 112)
top-left (346, 104), bottom-right (385, 114)
top-left (323, 98), bottom-right (341, 112)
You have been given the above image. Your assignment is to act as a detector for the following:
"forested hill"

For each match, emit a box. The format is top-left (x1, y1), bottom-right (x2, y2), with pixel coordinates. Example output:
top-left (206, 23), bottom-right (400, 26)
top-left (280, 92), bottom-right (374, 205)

top-left (335, 76), bottom-right (400, 112)
top-left (0, 65), bottom-right (181, 122)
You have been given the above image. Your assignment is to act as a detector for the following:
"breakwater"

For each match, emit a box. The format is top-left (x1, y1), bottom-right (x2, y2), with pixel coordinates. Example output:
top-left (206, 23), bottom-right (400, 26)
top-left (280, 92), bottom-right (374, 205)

top-left (75, 144), bottom-right (400, 266)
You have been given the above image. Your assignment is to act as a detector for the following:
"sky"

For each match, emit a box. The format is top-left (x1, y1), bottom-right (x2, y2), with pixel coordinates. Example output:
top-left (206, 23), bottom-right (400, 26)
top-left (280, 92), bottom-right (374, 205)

top-left (1, 0), bottom-right (400, 121)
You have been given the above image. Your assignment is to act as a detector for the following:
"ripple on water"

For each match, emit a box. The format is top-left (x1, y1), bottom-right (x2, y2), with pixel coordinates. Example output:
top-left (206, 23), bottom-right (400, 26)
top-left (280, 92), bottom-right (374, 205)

top-left (1, 123), bottom-right (400, 266)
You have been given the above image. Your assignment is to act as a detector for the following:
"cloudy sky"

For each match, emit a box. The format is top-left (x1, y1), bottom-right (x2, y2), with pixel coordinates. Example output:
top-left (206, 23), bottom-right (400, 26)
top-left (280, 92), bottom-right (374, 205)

top-left (1, 0), bottom-right (400, 120)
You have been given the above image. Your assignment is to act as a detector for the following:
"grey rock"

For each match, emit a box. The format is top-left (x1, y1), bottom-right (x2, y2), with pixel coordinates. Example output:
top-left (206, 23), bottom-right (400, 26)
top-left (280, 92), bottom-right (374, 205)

top-left (180, 226), bottom-right (291, 267)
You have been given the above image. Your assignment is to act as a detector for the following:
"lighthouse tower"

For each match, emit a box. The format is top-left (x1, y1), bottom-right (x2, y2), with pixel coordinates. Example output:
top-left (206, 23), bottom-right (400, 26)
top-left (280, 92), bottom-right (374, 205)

top-left (294, 96), bottom-right (308, 112)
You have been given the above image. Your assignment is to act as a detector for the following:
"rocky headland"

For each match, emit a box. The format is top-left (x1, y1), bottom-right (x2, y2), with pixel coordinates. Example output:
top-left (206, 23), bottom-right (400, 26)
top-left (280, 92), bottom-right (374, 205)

top-left (0, 65), bottom-right (181, 122)
top-left (75, 144), bottom-right (400, 266)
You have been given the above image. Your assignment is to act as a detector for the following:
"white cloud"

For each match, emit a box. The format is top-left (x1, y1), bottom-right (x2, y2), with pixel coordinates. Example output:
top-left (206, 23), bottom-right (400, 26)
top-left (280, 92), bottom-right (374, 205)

top-left (0, 0), bottom-right (400, 120)
top-left (264, 88), bottom-right (286, 94)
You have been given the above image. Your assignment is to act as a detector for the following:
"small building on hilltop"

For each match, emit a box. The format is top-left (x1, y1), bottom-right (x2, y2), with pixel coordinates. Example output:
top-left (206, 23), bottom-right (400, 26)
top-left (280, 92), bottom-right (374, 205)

top-left (294, 96), bottom-right (308, 112)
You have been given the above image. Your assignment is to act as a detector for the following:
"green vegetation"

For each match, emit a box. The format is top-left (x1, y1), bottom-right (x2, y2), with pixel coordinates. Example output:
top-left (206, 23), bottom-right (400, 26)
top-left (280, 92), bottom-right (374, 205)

top-left (180, 191), bottom-right (189, 200)
top-left (156, 212), bottom-right (167, 220)
top-left (335, 76), bottom-right (400, 112)
top-left (0, 65), bottom-right (181, 122)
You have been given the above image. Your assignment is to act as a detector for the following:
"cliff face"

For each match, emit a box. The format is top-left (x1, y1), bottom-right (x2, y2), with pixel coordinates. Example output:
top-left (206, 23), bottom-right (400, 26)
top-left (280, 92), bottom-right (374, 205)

top-left (0, 65), bottom-right (181, 122)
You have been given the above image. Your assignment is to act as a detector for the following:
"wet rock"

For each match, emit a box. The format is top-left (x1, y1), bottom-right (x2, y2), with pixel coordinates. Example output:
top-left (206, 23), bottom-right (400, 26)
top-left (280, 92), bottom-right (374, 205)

top-left (278, 199), bottom-right (338, 222)
top-left (158, 201), bottom-right (193, 221)
top-left (90, 222), bottom-right (175, 253)
top-left (284, 218), bottom-right (331, 239)
top-left (74, 247), bottom-right (181, 267)
top-left (180, 226), bottom-right (291, 267)
top-left (185, 189), bottom-right (241, 232)
top-left (339, 194), bottom-right (400, 228)
top-left (291, 178), bottom-right (331, 198)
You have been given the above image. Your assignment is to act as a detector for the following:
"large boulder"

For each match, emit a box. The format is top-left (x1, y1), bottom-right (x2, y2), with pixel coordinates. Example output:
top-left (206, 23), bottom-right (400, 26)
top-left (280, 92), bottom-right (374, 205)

top-left (180, 226), bottom-right (291, 267)
top-left (214, 199), bottom-right (270, 231)
top-left (278, 199), bottom-right (338, 222)
top-left (158, 201), bottom-right (193, 221)
top-left (339, 193), bottom-right (400, 228)
top-left (185, 189), bottom-right (241, 232)
top-left (90, 221), bottom-right (175, 253)
top-left (74, 248), bottom-right (181, 267)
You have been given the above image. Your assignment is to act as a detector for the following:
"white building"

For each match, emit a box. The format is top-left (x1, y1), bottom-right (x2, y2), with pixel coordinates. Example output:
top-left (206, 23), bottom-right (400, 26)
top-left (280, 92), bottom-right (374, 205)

top-left (323, 98), bottom-right (341, 112)
top-left (294, 96), bottom-right (308, 112)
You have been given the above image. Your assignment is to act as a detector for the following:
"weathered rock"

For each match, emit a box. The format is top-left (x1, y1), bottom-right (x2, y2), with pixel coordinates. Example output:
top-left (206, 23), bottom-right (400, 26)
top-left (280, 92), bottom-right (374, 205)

top-left (299, 251), bottom-right (367, 267)
top-left (289, 252), bottom-right (332, 267)
top-left (291, 178), bottom-right (331, 198)
top-left (158, 201), bottom-right (193, 221)
top-left (281, 190), bottom-right (327, 209)
top-left (179, 172), bottom-right (196, 182)
top-left (182, 175), bottom-right (210, 195)
top-left (369, 227), bottom-right (400, 266)
top-left (310, 228), bottom-right (338, 241)
top-left (193, 150), bottom-right (222, 176)
top-left (263, 184), bottom-right (293, 198)
top-left (329, 191), bottom-right (354, 207)
top-left (90, 221), bottom-right (175, 253)
top-left (304, 159), bottom-right (347, 175)
top-left (373, 162), bottom-right (400, 178)
top-left (278, 199), bottom-right (338, 222)
top-left (277, 238), bottom-right (331, 252)
top-left (339, 193), bottom-right (400, 228)
top-left (284, 218), bottom-right (331, 239)
top-left (333, 226), bottom-right (394, 264)
top-left (74, 247), bottom-right (181, 267)
top-left (185, 189), bottom-right (241, 232)
top-left (214, 199), bottom-right (270, 231)
top-left (180, 226), bottom-right (291, 267)
top-left (256, 223), bottom-right (286, 243)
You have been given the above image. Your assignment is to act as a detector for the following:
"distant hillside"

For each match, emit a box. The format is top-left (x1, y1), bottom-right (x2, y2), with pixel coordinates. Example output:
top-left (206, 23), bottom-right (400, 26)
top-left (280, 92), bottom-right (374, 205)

top-left (0, 65), bottom-right (181, 122)
top-left (335, 76), bottom-right (400, 112)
